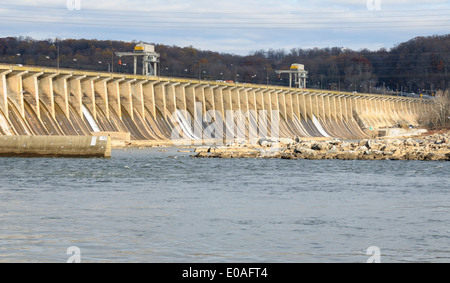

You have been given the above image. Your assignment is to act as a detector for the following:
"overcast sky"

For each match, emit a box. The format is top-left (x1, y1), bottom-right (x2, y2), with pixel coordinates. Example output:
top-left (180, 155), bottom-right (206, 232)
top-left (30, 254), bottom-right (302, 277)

top-left (0, 0), bottom-right (449, 55)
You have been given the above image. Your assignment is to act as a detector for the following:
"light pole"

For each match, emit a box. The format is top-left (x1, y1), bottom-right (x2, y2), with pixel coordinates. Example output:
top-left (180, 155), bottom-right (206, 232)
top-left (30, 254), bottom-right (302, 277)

top-left (230, 64), bottom-right (238, 82)
top-left (51, 43), bottom-right (60, 69)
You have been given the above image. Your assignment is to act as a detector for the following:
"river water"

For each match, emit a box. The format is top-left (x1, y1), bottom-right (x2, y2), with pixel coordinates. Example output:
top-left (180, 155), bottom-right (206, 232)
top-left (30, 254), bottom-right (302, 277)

top-left (0, 147), bottom-right (449, 263)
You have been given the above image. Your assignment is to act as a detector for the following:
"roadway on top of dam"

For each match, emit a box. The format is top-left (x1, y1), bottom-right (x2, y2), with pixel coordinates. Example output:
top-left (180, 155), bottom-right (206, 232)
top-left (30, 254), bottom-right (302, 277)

top-left (0, 63), bottom-right (425, 102)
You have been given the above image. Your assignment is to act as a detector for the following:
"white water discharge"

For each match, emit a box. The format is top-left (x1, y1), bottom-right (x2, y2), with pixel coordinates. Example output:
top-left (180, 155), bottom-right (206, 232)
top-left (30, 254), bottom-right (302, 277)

top-left (312, 115), bottom-right (331, 137)
top-left (82, 104), bottom-right (101, 132)
top-left (292, 114), bottom-right (312, 137)
top-left (0, 113), bottom-right (13, 135)
top-left (174, 110), bottom-right (199, 140)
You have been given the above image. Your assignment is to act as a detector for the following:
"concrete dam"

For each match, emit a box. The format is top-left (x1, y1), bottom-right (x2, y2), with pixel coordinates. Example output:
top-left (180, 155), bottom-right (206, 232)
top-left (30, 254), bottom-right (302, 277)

top-left (0, 64), bottom-right (431, 144)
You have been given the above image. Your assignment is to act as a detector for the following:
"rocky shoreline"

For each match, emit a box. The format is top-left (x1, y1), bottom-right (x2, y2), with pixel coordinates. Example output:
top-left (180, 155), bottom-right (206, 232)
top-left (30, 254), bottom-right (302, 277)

top-left (192, 130), bottom-right (450, 161)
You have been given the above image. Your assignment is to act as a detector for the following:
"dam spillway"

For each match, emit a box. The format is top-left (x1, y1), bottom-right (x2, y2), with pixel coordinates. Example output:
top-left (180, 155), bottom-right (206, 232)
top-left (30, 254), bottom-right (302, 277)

top-left (0, 64), bottom-right (432, 144)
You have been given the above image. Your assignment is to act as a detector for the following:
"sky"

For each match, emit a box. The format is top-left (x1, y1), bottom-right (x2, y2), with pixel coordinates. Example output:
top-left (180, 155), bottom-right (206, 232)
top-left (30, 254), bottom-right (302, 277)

top-left (0, 0), bottom-right (449, 55)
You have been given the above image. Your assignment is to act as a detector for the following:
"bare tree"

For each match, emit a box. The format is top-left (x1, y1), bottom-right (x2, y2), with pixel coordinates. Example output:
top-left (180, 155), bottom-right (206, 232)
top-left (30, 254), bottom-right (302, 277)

top-left (428, 89), bottom-right (450, 128)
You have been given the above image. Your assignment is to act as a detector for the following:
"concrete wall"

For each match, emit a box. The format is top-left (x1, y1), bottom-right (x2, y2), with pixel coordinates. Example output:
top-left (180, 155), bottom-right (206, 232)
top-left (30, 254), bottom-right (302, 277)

top-left (0, 64), bottom-right (432, 141)
top-left (0, 135), bottom-right (111, 158)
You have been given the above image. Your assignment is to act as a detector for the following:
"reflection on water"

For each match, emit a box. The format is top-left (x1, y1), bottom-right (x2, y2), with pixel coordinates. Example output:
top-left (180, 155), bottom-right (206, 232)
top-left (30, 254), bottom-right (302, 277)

top-left (0, 148), bottom-right (449, 263)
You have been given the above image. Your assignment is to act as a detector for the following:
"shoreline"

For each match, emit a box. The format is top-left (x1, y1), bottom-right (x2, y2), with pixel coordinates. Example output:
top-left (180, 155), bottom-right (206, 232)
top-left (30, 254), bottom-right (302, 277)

top-left (190, 129), bottom-right (450, 161)
top-left (108, 128), bottom-right (450, 161)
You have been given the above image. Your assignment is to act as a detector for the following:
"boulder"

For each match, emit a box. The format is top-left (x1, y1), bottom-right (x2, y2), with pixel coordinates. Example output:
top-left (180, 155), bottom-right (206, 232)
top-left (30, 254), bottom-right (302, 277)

top-left (219, 152), bottom-right (232, 159)
top-left (335, 152), bottom-right (358, 160)
top-left (404, 138), bottom-right (415, 147)
top-left (326, 146), bottom-right (339, 154)
top-left (194, 147), bottom-right (209, 153)
top-left (390, 139), bottom-right (403, 147)
top-left (311, 142), bottom-right (329, 151)
top-left (305, 153), bottom-right (324, 160)
top-left (279, 138), bottom-right (295, 145)
top-left (194, 151), bottom-right (209, 158)
top-left (329, 140), bottom-right (342, 146)
top-left (340, 142), bottom-right (351, 150)
top-left (294, 147), bottom-right (316, 155)
top-left (423, 153), bottom-right (442, 161)
top-left (403, 152), bottom-right (419, 160)
top-left (357, 146), bottom-right (368, 152)
top-left (259, 140), bottom-right (271, 147)
top-left (358, 139), bottom-right (368, 147)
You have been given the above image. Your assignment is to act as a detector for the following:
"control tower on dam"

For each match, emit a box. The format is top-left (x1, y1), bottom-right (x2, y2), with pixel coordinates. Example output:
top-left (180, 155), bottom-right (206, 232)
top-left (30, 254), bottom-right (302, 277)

top-left (0, 64), bottom-right (432, 142)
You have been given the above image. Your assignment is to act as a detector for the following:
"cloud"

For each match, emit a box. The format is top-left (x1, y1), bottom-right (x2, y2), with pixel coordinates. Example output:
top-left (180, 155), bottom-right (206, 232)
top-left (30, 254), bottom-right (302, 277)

top-left (0, 0), bottom-right (449, 55)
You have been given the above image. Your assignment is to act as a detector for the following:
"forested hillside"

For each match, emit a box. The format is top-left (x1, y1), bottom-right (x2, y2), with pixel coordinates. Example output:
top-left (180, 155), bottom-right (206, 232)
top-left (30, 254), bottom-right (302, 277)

top-left (0, 35), bottom-right (448, 95)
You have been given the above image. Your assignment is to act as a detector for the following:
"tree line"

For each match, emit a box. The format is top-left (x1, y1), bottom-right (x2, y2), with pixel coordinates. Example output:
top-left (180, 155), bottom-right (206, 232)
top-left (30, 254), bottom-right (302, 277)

top-left (0, 35), bottom-right (448, 96)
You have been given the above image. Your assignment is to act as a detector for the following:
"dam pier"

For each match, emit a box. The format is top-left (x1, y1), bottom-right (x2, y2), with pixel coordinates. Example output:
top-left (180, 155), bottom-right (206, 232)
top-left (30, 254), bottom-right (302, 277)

top-left (0, 64), bottom-right (432, 149)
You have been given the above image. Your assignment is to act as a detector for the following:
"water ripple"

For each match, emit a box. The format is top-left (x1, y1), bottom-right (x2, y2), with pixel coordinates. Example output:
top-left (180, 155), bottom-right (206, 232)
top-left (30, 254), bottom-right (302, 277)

top-left (0, 149), bottom-right (449, 262)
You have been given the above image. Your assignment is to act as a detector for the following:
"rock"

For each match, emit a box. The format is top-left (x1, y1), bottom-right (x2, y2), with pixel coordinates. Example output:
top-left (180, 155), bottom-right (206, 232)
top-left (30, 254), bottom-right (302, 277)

top-left (381, 151), bottom-right (393, 156)
top-left (360, 149), bottom-right (389, 160)
top-left (389, 155), bottom-right (403, 161)
top-left (301, 142), bottom-right (312, 149)
top-left (367, 150), bottom-right (384, 155)
top-left (280, 153), bottom-right (297, 159)
top-left (403, 152), bottom-right (419, 160)
top-left (326, 146), bottom-right (339, 154)
top-left (208, 152), bottom-right (221, 158)
top-left (340, 142), bottom-right (351, 150)
top-left (335, 152), bottom-right (358, 160)
top-left (258, 137), bottom-right (281, 147)
top-left (357, 146), bottom-right (368, 152)
top-left (219, 153), bottom-right (232, 158)
top-left (311, 142), bottom-right (329, 151)
top-left (279, 138), bottom-right (295, 145)
top-left (209, 146), bottom-right (230, 153)
top-left (391, 139), bottom-right (403, 147)
top-left (237, 151), bottom-right (260, 158)
top-left (358, 139), bottom-right (368, 147)
top-left (423, 153), bottom-right (441, 161)
top-left (322, 153), bottom-right (336, 160)
top-left (305, 153), bottom-right (323, 160)
top-left (191, 130), bottom-right (450, 161)
top-left (379, 145), bottom-right (395, 152)
top-left (259, 140), bottom-right (271, 147)
top-left (329, 139), bottom-right (341, 146)
top-left (404, 138), bottom-right (415, 147)
top-left (294, 147), bottom-right (316, 155)
top-left (194, 151), bottom-right (209, 158)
